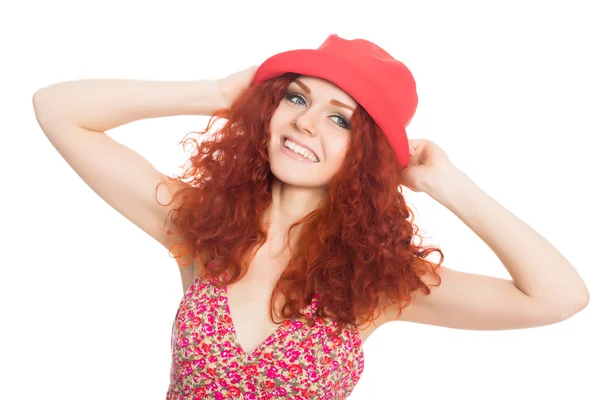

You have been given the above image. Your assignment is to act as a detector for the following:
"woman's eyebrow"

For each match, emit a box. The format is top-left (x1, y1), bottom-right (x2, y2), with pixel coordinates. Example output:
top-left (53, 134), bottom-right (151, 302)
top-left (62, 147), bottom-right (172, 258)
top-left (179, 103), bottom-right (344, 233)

top-left (292, 79), bottom-right (311, 94)
top-left (291, 80), bottom-right (355, 112)
top-left (330, 99), bottom-right (355, 112)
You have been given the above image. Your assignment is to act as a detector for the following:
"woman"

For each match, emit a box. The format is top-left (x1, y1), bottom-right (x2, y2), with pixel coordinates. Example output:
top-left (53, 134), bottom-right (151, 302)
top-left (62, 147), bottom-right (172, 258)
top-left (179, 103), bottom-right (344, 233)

top-left (33, 34), bottom-right (589, 399)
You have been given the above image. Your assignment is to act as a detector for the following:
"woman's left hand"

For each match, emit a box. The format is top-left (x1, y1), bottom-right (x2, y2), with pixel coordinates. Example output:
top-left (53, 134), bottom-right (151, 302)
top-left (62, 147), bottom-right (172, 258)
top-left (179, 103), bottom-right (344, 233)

top-left (399, 139), bottom-right (455, 192)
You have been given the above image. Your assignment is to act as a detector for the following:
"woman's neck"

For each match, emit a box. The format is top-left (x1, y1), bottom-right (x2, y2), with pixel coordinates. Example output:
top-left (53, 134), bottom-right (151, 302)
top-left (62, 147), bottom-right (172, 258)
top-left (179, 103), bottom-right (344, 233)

top-left (261, 178), bottom-right (326, 257)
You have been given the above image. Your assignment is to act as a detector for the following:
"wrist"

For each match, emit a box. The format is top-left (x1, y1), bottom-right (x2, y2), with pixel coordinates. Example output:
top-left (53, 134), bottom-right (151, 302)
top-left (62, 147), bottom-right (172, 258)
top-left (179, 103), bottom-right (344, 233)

top-left (194, 79), bottom-right (229, 116)
top-left (422, 166), bottom-right (472, 205)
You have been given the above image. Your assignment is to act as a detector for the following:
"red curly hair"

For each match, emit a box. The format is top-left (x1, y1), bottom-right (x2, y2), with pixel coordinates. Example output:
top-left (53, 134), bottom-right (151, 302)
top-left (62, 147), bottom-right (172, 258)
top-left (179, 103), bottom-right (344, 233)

top-left (158, 72), bottom-right (443, 336)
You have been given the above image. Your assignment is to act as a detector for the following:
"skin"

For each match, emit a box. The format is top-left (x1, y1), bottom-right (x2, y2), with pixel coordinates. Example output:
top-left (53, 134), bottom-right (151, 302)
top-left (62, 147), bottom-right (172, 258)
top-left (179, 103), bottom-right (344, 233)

top-left (261, 76), bottom-right (358, 257)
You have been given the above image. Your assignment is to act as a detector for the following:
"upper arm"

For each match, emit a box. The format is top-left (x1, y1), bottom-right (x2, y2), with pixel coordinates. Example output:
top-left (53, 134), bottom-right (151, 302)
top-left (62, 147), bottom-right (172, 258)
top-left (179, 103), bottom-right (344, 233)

top-left (382, 264), bottom-right (569, 330)
top-left (36, 117), bottom-right (190, 251)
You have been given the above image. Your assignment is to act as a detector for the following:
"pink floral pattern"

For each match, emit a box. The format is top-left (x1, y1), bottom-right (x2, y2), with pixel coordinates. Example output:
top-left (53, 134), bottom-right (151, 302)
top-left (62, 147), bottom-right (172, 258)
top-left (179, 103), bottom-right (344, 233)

top-left (166, 272), bottom-right (364, 399)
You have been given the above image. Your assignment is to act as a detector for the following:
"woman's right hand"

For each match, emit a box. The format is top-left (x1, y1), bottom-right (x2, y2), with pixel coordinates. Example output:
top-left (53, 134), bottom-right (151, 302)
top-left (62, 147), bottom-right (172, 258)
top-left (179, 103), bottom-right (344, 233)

top-left (215, 65), bottom-right (259, 109)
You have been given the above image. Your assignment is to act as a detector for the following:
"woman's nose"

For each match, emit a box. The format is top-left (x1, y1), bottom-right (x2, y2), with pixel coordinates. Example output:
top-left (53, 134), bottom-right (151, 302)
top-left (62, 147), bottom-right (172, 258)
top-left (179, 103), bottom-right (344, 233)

top-left (295, 112), bottom-right (317, 136)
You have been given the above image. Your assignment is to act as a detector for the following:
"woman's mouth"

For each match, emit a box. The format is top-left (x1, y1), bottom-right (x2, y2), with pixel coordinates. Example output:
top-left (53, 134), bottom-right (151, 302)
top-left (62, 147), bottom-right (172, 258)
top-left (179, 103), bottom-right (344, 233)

top-left (280, 137), bottom-right (320, 163)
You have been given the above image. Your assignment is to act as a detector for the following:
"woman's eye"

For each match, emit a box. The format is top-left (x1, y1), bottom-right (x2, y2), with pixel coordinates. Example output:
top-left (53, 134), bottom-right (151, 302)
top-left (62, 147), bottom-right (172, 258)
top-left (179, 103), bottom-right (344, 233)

top-left (286, 93), bottom-right (306, 106)
top-left (332, 115), bottom-right (351, 130)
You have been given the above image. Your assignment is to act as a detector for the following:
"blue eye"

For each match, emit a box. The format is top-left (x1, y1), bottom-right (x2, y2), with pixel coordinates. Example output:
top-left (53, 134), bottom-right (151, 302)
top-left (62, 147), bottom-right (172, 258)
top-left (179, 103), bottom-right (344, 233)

top-left (331, 115), bottom-right (351, 130)
top-left (285, 92), bottom-right (306, 106)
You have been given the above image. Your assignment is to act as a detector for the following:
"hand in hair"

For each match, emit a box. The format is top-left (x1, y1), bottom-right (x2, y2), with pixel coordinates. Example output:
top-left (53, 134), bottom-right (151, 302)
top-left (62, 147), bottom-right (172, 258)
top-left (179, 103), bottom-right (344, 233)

top-left (216, 65), bottom-right (259, 109)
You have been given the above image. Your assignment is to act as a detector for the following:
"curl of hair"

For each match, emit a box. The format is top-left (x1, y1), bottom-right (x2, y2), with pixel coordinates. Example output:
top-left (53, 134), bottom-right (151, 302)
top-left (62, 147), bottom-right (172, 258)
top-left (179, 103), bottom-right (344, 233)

top-left (157, 73), bottom-right (444, 337)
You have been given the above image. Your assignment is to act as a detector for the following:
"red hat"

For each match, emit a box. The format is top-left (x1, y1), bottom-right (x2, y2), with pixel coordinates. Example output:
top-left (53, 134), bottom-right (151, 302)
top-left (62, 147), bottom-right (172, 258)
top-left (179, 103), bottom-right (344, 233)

top-left (252, 34), bottom-right (418, 168)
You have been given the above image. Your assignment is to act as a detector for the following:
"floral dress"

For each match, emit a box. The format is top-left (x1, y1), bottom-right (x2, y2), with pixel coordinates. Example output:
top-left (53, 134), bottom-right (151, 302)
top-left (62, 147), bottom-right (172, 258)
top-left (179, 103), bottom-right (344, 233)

top-left (166, 267), bottom-right (365, 399)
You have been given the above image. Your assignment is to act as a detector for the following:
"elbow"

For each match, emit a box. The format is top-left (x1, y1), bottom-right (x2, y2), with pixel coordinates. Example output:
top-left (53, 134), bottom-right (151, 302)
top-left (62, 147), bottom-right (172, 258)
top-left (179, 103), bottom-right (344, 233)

top-left (535, 289), bottom-right (590, 323)
top-left (576, 290), bottom-right (590, 312)
top-left (33, 89), bottom-right (56, 128)
top-left (574, 285), bottom-right (591, 311)
top-left (32, 88), bottom-right (47, 109)
top-left (33, 89), bottom-right (47, 118)
top-left (558, 292), bottom-right (590, 321)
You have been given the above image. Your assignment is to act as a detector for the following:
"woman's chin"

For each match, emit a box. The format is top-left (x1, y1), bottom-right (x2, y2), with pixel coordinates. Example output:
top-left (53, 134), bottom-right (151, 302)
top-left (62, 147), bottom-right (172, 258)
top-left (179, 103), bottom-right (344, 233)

top-left (269, 163), bottom-right (329, 188)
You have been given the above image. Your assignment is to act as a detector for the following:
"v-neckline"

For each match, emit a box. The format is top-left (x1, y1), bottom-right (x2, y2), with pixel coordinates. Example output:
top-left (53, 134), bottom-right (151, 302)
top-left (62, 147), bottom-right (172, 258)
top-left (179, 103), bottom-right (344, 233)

top-left (222, 284), bottom-right (288, 358)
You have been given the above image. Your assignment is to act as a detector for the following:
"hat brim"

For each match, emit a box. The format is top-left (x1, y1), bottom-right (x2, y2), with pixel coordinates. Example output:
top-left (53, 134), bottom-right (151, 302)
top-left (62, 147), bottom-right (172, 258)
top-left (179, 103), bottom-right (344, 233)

top-left (253, 49), bottom-right (409, 168)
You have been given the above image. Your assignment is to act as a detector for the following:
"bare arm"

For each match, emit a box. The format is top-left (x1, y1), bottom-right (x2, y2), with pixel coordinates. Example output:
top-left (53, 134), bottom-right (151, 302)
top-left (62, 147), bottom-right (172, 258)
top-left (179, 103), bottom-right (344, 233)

top-left (387, 168), bottom-right (588, 330)
top-left (33, 78), bottom-right (227, 131)
top-left (32, 78), bottom-right (228, 289)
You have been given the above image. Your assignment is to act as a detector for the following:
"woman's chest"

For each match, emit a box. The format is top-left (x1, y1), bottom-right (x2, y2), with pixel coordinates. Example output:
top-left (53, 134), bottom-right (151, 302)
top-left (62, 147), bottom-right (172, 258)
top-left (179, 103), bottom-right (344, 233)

top-left (171, 261), bottom-right (366, 396)
top-left (224, 252), bottom-right (380, 349)
top-left (224, 255), bottom-right (290, 354)
top-left (191, 246), bottom-right (381, 350)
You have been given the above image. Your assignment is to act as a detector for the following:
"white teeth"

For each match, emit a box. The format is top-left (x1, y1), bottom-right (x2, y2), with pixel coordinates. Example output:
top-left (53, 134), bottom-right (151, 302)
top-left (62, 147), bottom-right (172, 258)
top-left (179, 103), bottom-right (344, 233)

top-left (283, 139), bottom-right (319, 162)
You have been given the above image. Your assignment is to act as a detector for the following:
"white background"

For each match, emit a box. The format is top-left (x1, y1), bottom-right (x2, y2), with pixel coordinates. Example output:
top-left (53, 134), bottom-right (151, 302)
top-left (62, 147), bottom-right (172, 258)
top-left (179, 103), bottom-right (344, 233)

top-left (1, 0), bottom-right (598, 399)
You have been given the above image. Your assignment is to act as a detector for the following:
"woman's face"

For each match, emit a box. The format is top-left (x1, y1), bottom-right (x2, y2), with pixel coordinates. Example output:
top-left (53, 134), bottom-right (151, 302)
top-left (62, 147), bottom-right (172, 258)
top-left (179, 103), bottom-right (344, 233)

top-left (267, 75), bottom-right (358, 188)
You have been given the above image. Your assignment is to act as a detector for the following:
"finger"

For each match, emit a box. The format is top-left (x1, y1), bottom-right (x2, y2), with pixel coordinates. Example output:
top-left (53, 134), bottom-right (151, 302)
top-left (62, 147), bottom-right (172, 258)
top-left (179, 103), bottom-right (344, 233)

top-left (408, 138), bottom-right (422, 150)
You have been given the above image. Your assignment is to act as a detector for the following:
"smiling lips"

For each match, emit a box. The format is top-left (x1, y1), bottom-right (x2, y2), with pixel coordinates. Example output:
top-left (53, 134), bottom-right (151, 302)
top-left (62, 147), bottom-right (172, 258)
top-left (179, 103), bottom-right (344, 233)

top-left (280, 137), bottom-right (320, 163)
